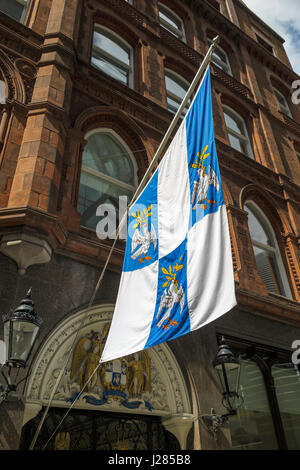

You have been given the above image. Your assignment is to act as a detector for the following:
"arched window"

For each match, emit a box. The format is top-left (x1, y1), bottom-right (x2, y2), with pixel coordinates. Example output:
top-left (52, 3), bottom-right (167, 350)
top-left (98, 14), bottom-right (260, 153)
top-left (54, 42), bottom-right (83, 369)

top-left (91, 26), bottom-right (133, 87)
top-left (165, 69), bottom-right (189, 115)
top-left (208, 39), bottom-right (232, 76)
top-left (158, 3), bottom-right (185, 41)
top-left (78, 130), bottom-right (137, 231)
top-left (223, 106), bottom-right (253, 159)
top-left (273, 87), bottom-right (292, 118)
top-left (244, 201), bottom-right (291, 297)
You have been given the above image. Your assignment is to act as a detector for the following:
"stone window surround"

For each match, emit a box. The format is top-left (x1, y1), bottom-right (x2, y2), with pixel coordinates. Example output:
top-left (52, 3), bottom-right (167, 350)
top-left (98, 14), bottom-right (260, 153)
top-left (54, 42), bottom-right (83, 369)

top-left (244, 200), bottom-right (293, 300)
top-left (222, 104), bottom-right (254, 160)
top-left (91, 24), bottom-right (134, 89)
top-left (158, 2), bottom-right (186, 42)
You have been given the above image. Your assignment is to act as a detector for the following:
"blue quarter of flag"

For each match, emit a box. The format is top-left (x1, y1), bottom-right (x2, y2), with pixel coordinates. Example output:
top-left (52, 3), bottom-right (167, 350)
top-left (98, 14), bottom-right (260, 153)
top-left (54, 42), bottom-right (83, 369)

top-left (186, 69), bottom-right (224, 229)
top-left (144, 237), bottom-right (190, 349)
top-left (123, 169), bottom-right (159, 272)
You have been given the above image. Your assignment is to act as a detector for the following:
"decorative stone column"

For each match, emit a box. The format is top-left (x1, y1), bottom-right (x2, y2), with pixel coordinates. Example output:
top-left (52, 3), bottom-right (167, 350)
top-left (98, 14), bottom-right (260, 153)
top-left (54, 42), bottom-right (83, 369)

top-left (8, 0), bottom-right (80, 213)
top-left (162, 413), bottom-right (195, 450)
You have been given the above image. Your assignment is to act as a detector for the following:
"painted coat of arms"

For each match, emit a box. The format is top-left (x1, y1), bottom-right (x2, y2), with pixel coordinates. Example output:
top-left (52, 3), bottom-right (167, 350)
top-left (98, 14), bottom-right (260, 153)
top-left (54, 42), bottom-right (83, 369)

top-left (68, 324), bottom-right (152, 410)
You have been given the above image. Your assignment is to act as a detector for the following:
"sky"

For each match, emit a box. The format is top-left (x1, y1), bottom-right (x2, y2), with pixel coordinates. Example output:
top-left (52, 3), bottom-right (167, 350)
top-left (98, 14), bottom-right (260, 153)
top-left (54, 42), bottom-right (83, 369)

top-left (243, 0), bottom-right (300, 75)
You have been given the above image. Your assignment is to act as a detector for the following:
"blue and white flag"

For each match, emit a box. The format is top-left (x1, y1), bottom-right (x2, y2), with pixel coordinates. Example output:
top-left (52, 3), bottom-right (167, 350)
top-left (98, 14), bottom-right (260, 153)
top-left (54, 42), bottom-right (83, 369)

top-left (100, 67), bottom-right (236, 363)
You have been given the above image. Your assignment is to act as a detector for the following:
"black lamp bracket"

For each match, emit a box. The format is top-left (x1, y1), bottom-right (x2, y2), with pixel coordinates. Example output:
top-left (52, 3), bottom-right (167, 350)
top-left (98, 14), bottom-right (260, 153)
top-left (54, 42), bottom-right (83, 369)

top-left (0, 363), bottom-right (30, 405)
top-left (201, 408), bottom-right (236, 441)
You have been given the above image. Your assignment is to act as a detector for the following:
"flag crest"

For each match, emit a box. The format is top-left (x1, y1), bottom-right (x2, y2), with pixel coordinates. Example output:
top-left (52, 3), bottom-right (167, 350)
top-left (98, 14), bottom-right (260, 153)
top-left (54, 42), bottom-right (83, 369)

top-left (101, 68), bottom-right (236, 363)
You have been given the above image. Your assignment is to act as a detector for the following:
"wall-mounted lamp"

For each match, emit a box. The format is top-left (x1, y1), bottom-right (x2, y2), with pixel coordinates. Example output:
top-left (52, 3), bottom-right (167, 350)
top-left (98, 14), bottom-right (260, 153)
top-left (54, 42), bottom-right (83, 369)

top-left (0, 289), bottom-right (42, 404)
top-left (202, 336), bottom-right (243, 440)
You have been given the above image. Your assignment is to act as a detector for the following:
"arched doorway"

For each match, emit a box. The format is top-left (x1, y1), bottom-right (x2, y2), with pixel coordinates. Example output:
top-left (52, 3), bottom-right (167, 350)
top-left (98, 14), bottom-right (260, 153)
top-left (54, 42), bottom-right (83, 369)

top-left (21, 408), bottom-right (180, 450)
top-left (22, 304), bottom-right (195, 450)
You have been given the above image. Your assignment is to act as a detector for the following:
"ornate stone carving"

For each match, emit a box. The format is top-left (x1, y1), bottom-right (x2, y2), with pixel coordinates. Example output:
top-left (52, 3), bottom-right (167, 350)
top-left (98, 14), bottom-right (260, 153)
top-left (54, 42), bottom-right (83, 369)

top-left (25, 305), bottom-right (191, 418)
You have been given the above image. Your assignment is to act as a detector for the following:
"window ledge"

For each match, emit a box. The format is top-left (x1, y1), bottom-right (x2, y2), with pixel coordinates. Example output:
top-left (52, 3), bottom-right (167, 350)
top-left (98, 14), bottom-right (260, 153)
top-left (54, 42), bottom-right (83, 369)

top-left (280, 111), bottom-right (300, 133)
top-left (268, 292), bottom-right (299, 306)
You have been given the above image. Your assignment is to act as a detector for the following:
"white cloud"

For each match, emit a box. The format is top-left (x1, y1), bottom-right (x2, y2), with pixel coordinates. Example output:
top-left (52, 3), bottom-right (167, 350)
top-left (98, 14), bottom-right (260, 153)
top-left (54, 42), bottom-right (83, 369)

top-left (242, 0), bottom-right (300, 75)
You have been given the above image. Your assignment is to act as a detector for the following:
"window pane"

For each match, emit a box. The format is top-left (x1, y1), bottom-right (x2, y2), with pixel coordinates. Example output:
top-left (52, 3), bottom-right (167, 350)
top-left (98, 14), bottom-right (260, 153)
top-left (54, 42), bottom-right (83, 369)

top-left (91, 54), bottom-right (128, 85)
top-left (274, 89), bottom-right (291, 117)
top-left (253, 246), bottom-right (281, 294)
top-left (274, 90), bottom-right (286, 107)
top-left (224, 111), bottom-right (245, 135)
top-left (82, 133), bottom-right (135, 186)
top-left (256, 34), bottom-right (274, 54)
top-left (272, 364), bottom-right (300, 450)
top-left (212, 48), bottom-right (227, 64)
top-left (159, 6), bottom-right (182, 34)
top-left (78, 171), bottom-right (133, 231)
top-left (208, 40), bottom-right (231, 75)
top-left (79, 132), bottom-right (136, 231)
top-left (245, 206), bottom-right (269, 245)
top-left (165, 73), bottom-right (189, 115)
top-left (166, 96), bottom-right (181, 114)
top-left (0, 0), bottom-right (26, 21)
top-left (212, 58), bottom-right (229, 73)
top-left (165, 75), bottom-right (187, 101)
top-left (229, 360), bottom-right (278, 450)
top-left (228, 133), bottom-right (245, 153)
top-left (93, 31), bottom-right (130, 65)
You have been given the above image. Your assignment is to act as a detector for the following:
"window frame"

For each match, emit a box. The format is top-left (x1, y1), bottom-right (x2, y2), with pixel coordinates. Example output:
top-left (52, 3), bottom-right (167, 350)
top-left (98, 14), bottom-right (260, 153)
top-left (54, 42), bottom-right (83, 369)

top-left (245, 201), bottom-right (292, 299)
top-left (223, 105), bottom-right (254, 159)
top-left (91, 25), bottom-right (133, 88)
top-left (78, 128), bottom-right (138, 230)
top-left (0, 0), bottom-right (29, 22)
top-left (252, 28), bottom-right (275, 56)
top-left (164, 68), bottom-right (190, 115)
top-left (158, 3), bottom-right (186, 42)
top-left (273, 87), bottom-right (292, 118)
top-left (208, 39), bottom-right (232, 76)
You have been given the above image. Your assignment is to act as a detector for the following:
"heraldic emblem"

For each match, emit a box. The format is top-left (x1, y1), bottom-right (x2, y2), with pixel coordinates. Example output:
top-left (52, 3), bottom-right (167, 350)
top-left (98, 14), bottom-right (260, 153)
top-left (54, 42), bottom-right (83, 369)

top-left (130, 205), bottom-right (157, 264)
top-left (156, 257), bottom-right (185, 330)
top-left (69, 324), bottom-right (152, 410)
top-left (191, 145), bottom-right (219, 210)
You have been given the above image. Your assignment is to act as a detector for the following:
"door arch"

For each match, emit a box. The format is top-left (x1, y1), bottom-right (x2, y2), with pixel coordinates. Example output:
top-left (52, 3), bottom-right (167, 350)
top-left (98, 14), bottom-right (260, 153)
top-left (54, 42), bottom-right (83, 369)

top-left (23, 304), bottom-right (195, 449)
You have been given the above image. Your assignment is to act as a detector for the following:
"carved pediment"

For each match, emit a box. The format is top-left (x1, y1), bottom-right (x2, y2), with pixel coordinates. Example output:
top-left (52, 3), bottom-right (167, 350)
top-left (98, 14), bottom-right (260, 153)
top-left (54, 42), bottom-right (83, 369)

top-left (25, 305), bottom-right (191, 416)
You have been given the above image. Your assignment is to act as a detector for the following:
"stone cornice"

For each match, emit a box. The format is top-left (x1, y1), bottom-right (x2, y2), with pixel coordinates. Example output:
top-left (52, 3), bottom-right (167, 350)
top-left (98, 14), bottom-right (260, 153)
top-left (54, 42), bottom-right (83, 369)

top-left (0, 16), bottom-right (41, 63)
top-left (193, 0), bottom-right (299, 83)
top-left (236, 287), bottom-right (300, 328)
top-left (0, 206), bottom-right (125, 271)
top-left (0, 207), bottom-right (68, 249)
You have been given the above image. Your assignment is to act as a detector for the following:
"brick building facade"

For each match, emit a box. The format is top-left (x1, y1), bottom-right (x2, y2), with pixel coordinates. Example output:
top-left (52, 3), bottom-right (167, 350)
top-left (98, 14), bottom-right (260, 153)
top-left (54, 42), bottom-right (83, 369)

top-left (0, 0), bottom-right (299, 451)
